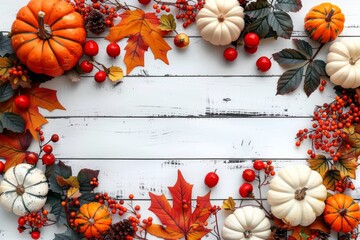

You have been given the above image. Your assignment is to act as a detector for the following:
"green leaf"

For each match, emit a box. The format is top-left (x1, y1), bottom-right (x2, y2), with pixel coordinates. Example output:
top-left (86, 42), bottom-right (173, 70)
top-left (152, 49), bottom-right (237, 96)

top-left (46, 191), bottom-right (67, 226)
top-left (46, 161), bottom-right (72, 194)
top-left (245, 0), bottom-right (270, 18)
top-left (0, 112), bottom-right (25, 133)
top-left (159, 14), bottom-right (176, 31)
top-left (54, 227), bottom-right (82, 240)
top-left (304, 61), bottom-right (321, 96)
top-left (243, 16), bottom-right (270, 39)
top-left (79, 192), bottom-right (97, 205)
top-left (323, 170), bottom-right (341, 191)
top-left (275, 0), bottom-right (302, 12)
top-left (312, 59), bottom-right (326, 76)
top-left (77, 168), bottom-right (100, 192)
top-left (0, 82), bottom-right (13, 102)
top-left (267, 11), bottom-right (293, 39)
top-left (276, 67), bottom-right (304, 95)
top-left (0, 32), bottom-right (13, 56)
top-left (273, 49), bottom-right (308, 66)
top-left (293, 39), bottom-right (313, 57)
top-left (0, 121), bottom-right (3, 132)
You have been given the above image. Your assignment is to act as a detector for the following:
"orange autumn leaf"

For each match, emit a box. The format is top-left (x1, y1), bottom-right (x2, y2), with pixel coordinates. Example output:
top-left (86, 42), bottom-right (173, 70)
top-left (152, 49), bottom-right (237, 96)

top-left (0, 85), bottom-right (65, 140)
top-left (0, 131), bottom-right (32, 171)
top-left (147, 170), bottom-right (212, 240)
top-left (106, 9), bottom-right (171, 74)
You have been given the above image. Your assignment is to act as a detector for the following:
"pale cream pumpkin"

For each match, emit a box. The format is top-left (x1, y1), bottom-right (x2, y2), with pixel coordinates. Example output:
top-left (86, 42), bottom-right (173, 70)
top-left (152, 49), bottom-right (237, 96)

top-left (267, 165), bottom-right (327, 226)
top-left (196, 0), bottom-right (245, 46)
top-left (326, 38), bottom-right (360, 88)
top-left (0, 163), bottom-right (49, 216)
top-left (221, 206), bottom-right (271, 240)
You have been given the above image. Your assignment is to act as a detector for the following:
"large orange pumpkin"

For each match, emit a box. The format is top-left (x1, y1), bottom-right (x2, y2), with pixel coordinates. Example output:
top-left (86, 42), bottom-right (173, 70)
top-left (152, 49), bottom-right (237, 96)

top-left (323, 193), bottom-right (360, 233)
top-left (304, 3), bottom-right (345, 44)
top-left (74, 202), bottom-right (112, 238)
top-left (11, 0), bottom-right (86, 77)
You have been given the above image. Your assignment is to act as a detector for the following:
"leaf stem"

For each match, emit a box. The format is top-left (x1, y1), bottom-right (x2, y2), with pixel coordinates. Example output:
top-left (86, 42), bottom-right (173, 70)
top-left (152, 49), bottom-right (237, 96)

top-left (310, 43), bottom-right (325, 62)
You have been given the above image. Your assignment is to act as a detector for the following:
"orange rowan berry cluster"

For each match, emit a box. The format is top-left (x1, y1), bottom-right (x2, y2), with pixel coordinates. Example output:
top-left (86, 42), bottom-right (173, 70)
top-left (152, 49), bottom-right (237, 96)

top-left (8, 64), bottom-right (28, 77)
top-left (90, 177), bottom-right (99, 188)
top-left (319, 79), bottom-right (327, 92)
top-left (296, 91), bottom-right (360, 161)
top-left (17, 210), bottom-right (49, 238)
top-left (253, 160), bottom-right (275, 176)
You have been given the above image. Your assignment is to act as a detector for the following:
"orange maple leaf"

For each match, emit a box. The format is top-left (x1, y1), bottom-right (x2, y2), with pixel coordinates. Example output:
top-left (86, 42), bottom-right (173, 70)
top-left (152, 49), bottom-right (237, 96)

top-left (147, 170), bottom-right (212, 240)
top-left (0, 85), bottom-right (65, 140)
top-left (106, 9), bottom-right (171, 74)
top-left (0, 131), bottom-right (32, 171)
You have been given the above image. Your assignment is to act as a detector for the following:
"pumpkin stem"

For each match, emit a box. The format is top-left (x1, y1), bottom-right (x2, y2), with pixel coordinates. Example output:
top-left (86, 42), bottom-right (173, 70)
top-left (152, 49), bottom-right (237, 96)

top-left (16, 185), bottom-right (25, 195)
top-left (217, 14), bottom-right (225, 22)
top-left (88, 218), bottom-right (95, 226)
top-left (295, 187), bottom-right (308, 201)
top-left (37, 11), bottom-right (52, 40)
top-left (244, 230), bottom-right (252, 238)
top-left (325, 9), bottom-right (335, 22)
top-left (339, 208), bottom-right (347, 216)
top-left (350, 57), bottom-right (360, 65)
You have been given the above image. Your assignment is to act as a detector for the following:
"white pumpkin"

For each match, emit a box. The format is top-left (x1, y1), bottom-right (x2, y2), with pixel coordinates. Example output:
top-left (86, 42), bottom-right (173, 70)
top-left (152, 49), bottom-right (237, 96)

top-left (326, 38), bottom-right (360, 88)
top-left (221, 206), bottom-right (271, 240)
top-left (0, 163), bottom-right (49, 216)
top-left (267, 165), bottom-right (327, 227)
top-left (196, 0), bottom-right (245, 46)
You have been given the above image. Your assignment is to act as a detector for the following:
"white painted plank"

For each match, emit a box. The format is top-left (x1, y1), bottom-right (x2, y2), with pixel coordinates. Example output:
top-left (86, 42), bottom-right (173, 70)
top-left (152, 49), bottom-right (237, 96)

top-left (38, 117), bottom-right (312, 159)
top-left (40, 76), bottom-right (335, 117)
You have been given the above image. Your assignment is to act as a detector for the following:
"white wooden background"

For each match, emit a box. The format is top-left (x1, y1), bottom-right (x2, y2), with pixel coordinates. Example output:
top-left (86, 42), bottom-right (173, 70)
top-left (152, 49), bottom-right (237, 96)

top-left (1, 0), bottom-right (360, 239)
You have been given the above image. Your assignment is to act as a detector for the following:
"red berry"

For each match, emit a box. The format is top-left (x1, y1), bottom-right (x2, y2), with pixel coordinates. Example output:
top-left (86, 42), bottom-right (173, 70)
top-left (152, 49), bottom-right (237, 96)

top-left (242, 169), bottom-right (256, 182)
top-left (239, 183), bottom-right (253, 198)
top-left (18, 217), bottom-right (26, 226)
top-left (43, 144), bottom-right (53, 154)
top-left (0, 161), bottom-right (5, 174)
top-left (244, 33), bottom-right (260, 48)
top-left (174, 33), bottom-right (190, 48)
top-left (138, 0), bottom-right (151, 4)
top-left (253, 160), bottom-right (264, 170)
top-left (14, 95), bottom-right (30, 111)
top-left (204, 171), bottom-right (219, 188)
top-left (80, 60), bottom-right (94, 73)
top-left (223, 47), bottom-right (238, 62)
top-left (31, 231), bottom-right (40, 240)
top-left (42, 153), bottom-right (55, 166)
top-left (25, 152), bottom-right (39, 165)
top-left (51, 134), bottom-right (59, 142)
top-left (83, 40), bottom-right (99, 57)
top-left (244, 45), bottom-right (258, 54)
top-left (256, 56), bottom-right (272, 72)
top-left (94, 71), bottom-right (107, 83)
top-left (106, 43), bottom-right (121, 58)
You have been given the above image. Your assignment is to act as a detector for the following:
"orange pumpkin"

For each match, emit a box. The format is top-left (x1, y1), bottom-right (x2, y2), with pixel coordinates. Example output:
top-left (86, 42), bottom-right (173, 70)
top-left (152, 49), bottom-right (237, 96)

top-left (304, 3), bottom-right (345, 44)
top-left (323, 193), bottom-right (360, 233)
top-left (11, 0), bottom-right (86, 77)
top-left (74, 202), bottom-right (112, 238)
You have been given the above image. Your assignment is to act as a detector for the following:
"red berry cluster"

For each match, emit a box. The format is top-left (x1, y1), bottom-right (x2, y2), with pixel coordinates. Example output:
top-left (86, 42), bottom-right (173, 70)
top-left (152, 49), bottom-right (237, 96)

top-left (335, 178), bottom-right (355, 193)
top-left (8, 64), bottom-right (28, 78)
top-left (90, 177), bottom-right (99, 188)
top-left (296, 91), bottom-right (360, 161)
top-left (17, 210), bottom-right (49, 239)
top-left (66, 0), bottom-right (118, 27)
top-left (319, 79), bottom-right (327, 92)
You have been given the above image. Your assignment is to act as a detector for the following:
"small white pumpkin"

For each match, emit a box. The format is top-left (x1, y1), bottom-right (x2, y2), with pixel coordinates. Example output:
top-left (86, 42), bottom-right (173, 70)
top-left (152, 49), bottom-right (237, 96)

top-left (0, 163), bottom-right (49, 216)
top-left (326, 38), bottom-right (360, 88)
top-left (196, 0), bottom-right (245, 46)
top-left (221, 206), bottom-right (271, 240)
top-left (267, 165), bottom-right (327, 227)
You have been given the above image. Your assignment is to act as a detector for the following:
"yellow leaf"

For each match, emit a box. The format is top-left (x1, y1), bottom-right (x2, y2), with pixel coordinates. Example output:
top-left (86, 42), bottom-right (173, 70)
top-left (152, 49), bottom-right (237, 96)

top-left (108, 66), bottom-right (123, 82)
top-left (334, 157), bottom-right (358, 179)
top-left (222, 197), bottom-right (236, 211)
top-left (56, 176), bottom-right (80, 188)
top-left (67, 187), bottom-right (81, 198)
top-left (0, 56), bottom-right (13, 79)
top-left (159, 14), bottom-right (176, 31)
top-left (307, 155), bottom-right (329, 178)
top-left (323, 170), bottom-right (341, 191)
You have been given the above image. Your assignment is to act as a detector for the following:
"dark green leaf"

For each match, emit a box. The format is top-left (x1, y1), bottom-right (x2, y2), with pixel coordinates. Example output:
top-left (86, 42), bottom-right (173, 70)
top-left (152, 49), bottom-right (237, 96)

top-left (0, 121), bottom-right (3, 132)
top-left (46, 161), bottom-right (72, 194)
top-left (54, 228), bottom-right (82, 240)
top-left (275, 0), bottom-right (302, 12)
top-left (273, 49), bottom-right (308, 66)
top-left (0, 32), bottom-right (13, 56)
top-left (313, 59), bottom-right (326, 76)
top-left (276, 67), bottom-right (304, 95)
top-left (267, 11), bottom-right (293, 39)
top-left (0, 82), bottom-right (13, 102)
top-left (304, 61), bottom-right (321, 96)
top-left (77, 168), bottom-right (100, 192)
top-left (46, 191), bottom-right (67, 226)
top-left (0, 112), bottom-right (25, 133)
top-left (79, 192), bottom-right (97, 205)
top-left (245, 0), bottom-right (270, 18)
top-left (243, 16), bottom-right (270, 39)
top-left (293, 39), bottom-right (313, 57)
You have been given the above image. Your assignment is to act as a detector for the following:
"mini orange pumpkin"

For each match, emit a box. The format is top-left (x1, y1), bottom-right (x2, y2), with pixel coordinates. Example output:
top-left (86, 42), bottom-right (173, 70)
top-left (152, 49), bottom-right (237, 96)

top-left (304, 3), bottom-right (345, 44)
top-left (323, 193), bottom-right (360, 233)
top-left (74, 202), bottom-right (112, 238)
top-left (11, 0), bottom-right (86, 77)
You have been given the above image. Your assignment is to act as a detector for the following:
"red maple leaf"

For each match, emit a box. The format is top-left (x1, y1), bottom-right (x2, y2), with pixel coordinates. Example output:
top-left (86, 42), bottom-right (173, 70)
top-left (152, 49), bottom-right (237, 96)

top-left (147, 170), bottom-right (212, 240)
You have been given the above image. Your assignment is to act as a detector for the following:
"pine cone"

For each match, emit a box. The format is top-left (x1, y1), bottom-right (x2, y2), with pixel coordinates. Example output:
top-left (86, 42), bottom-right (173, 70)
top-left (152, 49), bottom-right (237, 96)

top-left (85, 10), bottom-right (106, 35)
top-left (106, 219), bottom-right (136, 240)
